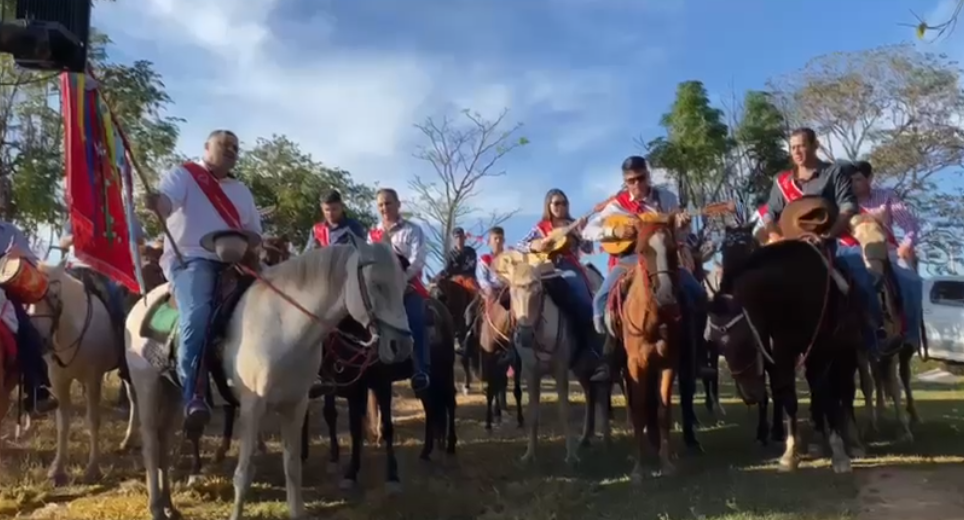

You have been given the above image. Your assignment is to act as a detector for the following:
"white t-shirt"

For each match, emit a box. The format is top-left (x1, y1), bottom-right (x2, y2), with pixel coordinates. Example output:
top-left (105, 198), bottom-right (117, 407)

top-left (158, 162), bottom-right (262, 278)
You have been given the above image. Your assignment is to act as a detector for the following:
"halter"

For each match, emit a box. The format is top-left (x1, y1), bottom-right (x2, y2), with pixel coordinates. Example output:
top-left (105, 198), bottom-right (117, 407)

top-left (29, 279), bottom-right (94, 369)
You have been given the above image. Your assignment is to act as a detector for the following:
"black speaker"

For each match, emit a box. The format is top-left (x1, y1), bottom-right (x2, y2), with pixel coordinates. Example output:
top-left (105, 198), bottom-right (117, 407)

top-left (8, 0), bottom-right (90, 72)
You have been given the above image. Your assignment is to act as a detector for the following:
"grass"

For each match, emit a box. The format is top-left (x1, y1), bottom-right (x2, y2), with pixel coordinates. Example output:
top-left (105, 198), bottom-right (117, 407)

top-left (0, 362), bottom-right (962, 520)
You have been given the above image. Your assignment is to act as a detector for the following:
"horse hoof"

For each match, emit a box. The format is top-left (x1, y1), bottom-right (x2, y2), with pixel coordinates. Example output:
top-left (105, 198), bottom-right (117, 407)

top-left (778, 458), bottom-right (798, 472)
top-left (564, 454), bottom-right (580, 466)
top-left (339, 478), bottom-right (357, 491)
top-left (832, 458), bottom-right (852, 474)
top-left (686, 442), bottom-right (704, 455)
top-left (630, 471), bottom-right (644, 484)
top-left (186, 474), bottom-right (203, 487)
top-left (49, 472), bottom-right (69, 487)
top-left (256, 441), bottom-right (269, 455)
top-left (461, 387), bottom-right (470, 396)
top-left (520, 452), bottom-right (535, 465)
top-left (899, 432), bottom-right (915, 444)
top-left (850, 447), bottom-right (866, 459)
top-left (385, 481), bottom-right (403, 495)
top-left (326, 462), bottom-right (339, 475)
top-left (659, 463), bottom-right (677, 477)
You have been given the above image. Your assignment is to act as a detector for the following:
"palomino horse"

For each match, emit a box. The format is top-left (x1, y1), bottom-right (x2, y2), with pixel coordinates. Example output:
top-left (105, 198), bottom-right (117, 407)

top-left (725, 197), bottom-right (862, 474)
top-left (125, 243), bottom-right (412, 520)
top-left (494, 251), bottom-right (610, 464)
top-left (432, 274), bottom-right (479, 394)
top-left (27, 262), bottom-right (132, 485)
top-left (849, 214), bottom-right (918, 441)
top-left (707, 223), bottom-right (785, 446)
top-left (609, 215), bottom-right (685, 479)
top-left (477, 288), bottom-right (523, 430)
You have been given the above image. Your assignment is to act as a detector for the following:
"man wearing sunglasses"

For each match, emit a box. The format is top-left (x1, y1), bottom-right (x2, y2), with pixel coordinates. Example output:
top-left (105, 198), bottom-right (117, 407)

top-left (582, 156), bottom-right (707, 342)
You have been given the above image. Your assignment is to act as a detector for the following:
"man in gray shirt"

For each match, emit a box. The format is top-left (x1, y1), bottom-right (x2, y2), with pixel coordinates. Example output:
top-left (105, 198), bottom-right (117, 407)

top-left (761, 127), bottom-right (889, 357)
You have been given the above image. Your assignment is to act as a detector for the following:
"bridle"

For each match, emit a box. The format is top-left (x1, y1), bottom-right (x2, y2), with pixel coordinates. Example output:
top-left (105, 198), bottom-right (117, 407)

top-left (29, 279), bottom-right (94, 369)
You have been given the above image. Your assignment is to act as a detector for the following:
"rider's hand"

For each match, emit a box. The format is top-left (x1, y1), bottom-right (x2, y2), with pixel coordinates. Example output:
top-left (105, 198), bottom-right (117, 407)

top-left (614, 225), bottom-right (636, 240)
top-left (530, 239), bottom-right (549, 253)
top-left (574, 216), bottom-right (589, 230)
top-left (897, 243), bottom-right (915, 261)
top-left (142, 192), bottom-right (161, 212)
top-left (766, 232), bottom-right (783, 245)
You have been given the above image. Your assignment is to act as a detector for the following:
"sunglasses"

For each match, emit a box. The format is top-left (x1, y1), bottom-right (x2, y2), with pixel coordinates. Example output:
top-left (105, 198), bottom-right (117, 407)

top-left (624, 174), bottom-right (648, 185)
top-left (550, 200), bottom-right (569, 206)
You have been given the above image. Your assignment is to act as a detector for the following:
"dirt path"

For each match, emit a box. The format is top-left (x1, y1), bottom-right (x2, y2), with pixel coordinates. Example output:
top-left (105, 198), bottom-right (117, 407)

top-left (858, 466), bottom-right (964, 520)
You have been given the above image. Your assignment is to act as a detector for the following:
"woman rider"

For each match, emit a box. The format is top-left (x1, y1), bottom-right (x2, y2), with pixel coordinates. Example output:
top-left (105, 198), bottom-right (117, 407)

top-left (517, 188), bottom-right (610, 382)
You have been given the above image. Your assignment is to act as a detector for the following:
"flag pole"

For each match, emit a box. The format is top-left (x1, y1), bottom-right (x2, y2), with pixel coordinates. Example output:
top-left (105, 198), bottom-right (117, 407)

top-left (84, 65), bottom-right (186, 269)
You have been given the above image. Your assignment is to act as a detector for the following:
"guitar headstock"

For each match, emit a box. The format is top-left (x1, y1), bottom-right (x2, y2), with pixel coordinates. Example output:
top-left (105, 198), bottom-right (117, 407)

top-left (702, 201), bottom-right (736, 216)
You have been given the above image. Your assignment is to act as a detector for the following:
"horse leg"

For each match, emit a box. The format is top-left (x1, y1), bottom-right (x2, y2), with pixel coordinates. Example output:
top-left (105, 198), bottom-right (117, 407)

top-left (365, 388), bottom-right (382, 445)
top-left (756, 395), bottom-right (770, 446)
top-left (513, 358), bottom-right (524, 428)
top-left (444, 373), bottom-right (457, 455)
top-left (677, 359), bottom-right (701, 451)
top-left (339, 389), bottom-right (365, 490)
top-left (461, 348), bottom-right (472, 396)
top-left (823, 362), bottom-right (853, 474)
top-left (483, 354), bottom-right (498, 430)
top-left (120, 378), bottom-right (140, 451)
top-left (628, 372), bottom-right (651, 482)
top-left (133, 369), bottom-right (174, 520)
top-left (278, 398), bottom-right (310, 519)
top-left (215, 405), bottom-right (236, 463)
top-left (884, 353), bottom-right (913, 443)
top-left (81, 374), bottom-right (104, 483)
top-left (156, 389), bottom-right (182, 520)
top-left (770, 391), bottom-right (786, 442)
top-left (557, 362), bottom-right (578, 465)
top-left (899, 346), bottom-right (921, 426)
top-left (773, 380), bottom-right (799, 471)
top-left (856, 351), bottom-right (877, 434)
top-left (579, 377), bottom-right (595, 447)
top-left (229, 392), bottom-right (267, 520)
top-left (657, 367), bottom-right (677, 475)
top-left (47, 373), bottom-right (72, 486)
top-left (519, 364), bottom-right (541, 464)
top-left (322, 394), bottom-right (339, 474)
top-left (300, 409), bottom-right (310, 463)
top-left (375, 383), bottom-right (402, 491)
top-left (419, 385), bottom-right (436, 462)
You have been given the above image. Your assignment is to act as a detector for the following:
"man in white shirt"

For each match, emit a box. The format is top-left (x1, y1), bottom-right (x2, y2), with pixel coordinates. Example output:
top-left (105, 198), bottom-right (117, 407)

top-left (144, 129), bottom-right (262, 430)
top-left (367, 188), bottom-right (430, 393)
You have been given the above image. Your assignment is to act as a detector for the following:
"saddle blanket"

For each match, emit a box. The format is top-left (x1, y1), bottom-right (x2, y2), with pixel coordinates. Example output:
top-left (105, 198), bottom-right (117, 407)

top-left (140, 295), bottom-right (181, 384)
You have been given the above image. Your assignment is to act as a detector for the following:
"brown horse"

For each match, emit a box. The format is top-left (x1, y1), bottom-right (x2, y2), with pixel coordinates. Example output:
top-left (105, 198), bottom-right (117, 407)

top-left (431, 275), bottom-right (480, 394)
top-left (612, 215), bottom-right (684, 479)
top-left (477, 289), bottom-right (523, 430)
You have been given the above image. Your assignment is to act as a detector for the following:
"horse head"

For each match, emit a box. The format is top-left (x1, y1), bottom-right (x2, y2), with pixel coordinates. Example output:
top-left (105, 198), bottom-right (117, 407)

top-left (261, 236), bottom-right (291, 267)
top-left (634, 214), bottom-right (679, 308)
top-left (707, 293), bottom-right (766, 405)
top-left (849, 214), bottom-right (889, 276)
top-left (493, 250), bottom-right (562, 352)
top-left (346, 241), bottom-right (414, 364)
top-left (720, 223), bottom-right (761, 294)
top-left (28, 262), bottom-right (85, 349)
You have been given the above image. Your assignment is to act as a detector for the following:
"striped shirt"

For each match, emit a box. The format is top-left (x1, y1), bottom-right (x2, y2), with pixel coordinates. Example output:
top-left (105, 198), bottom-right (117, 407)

top-left (476, 252), bottom-right (505, 295)
top-left (858, 187), bottom-right (919, 248)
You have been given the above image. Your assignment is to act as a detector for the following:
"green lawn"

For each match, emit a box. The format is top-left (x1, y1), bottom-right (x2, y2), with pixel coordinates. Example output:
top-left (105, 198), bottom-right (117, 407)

top-left (1, 369), bottom-right (961, 520)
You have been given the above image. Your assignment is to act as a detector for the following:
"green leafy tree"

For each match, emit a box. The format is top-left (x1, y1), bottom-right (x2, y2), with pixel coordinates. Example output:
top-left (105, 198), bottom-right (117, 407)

top-left (234, 134), bottom-right (376, 247)
top-left (769, 45), bottom-right (964, 274)
top-left (409, 108), bottom-right (528, 267)
top-left (644, 81), bottom-right (731, 248)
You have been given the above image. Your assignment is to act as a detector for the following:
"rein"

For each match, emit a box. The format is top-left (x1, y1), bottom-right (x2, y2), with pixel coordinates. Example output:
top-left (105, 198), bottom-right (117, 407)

top-left (608, 234), bottom-right (681, 339)
top-left (32, 280), bottom-right (94, 369)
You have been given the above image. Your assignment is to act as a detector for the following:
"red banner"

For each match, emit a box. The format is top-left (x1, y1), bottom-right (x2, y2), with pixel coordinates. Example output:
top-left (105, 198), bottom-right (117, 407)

top-left (61, 72), bottom-right (140, 293)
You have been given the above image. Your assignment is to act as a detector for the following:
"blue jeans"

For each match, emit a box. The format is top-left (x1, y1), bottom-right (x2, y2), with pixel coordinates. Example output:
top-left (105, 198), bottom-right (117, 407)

top-left (557, 257), bottom-right (594, 319)
top-left (835, 246), bottom-right (884, 354)
top-left (13, 303), bottom-right (48, 391)
top-left (404, 291), bottom-right (429, 374)
top-left (892, 262), bottom-right (923, 347)
top-left (592, 255), bottom-right (705, 319)
top-left (171, 258), bottom-right (223, 404)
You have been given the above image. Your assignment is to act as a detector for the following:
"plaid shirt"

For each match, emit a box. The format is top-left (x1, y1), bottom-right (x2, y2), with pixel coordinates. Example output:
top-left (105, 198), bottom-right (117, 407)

top-left (859, 187), bottom-right (920, 248)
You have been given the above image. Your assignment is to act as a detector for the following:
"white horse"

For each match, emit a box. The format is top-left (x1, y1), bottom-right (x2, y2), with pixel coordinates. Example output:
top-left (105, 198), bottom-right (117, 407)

top-left (125, 242), bottom-right (412, 520)
top-left (28, 261), bottom-right (130, 485)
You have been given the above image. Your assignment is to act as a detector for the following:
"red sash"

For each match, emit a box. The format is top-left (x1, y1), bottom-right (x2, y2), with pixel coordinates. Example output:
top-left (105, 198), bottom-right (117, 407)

top-left (313, 223), bottom-right (331, 247)
top-left (757, 204), bottom-right (768, 221)
top-left (183, 162), bottom-right (242, 230)
top-left (370, 227), bottom-right (429, 298)
top-left (776, 170), bottom-right (875, 246)
top-left (480, 253), bottom-right (493, 266)
top-left (536, 220), bottom-right (593, 290)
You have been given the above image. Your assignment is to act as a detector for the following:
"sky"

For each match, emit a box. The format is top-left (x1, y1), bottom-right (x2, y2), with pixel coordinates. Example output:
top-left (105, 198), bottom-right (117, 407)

top-left (86, 0), bottom-right (963, 272)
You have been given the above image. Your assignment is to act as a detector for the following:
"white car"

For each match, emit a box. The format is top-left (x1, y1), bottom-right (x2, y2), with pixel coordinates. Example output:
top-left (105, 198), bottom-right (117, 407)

top-left (922, 276), bottom-right (964, 367)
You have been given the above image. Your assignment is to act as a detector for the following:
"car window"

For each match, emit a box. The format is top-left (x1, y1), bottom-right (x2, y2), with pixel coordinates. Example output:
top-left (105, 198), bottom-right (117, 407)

top-left (930, 280), bottom-right (964, 307)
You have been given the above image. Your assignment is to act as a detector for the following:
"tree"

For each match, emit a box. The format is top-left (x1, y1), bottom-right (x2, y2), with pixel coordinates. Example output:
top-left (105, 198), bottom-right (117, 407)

top-left (910, 0), bottom-right (963, 40)
top-left (719, 90), bottom-right (790, 220)
top-left (769, 45), bottom-right (964, 274)
top-left (0, 28), bottom-right (181, 239)
top-left (644, 81), bottom-right (731, 244)
top-left (234, 134), bottom-right (376, 247)
top-left (409, 108), bottom-right (529, 265)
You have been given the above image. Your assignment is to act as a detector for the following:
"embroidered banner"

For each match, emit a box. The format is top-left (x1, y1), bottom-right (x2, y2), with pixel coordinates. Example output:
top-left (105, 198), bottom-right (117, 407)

top-left (61, 71), bottom-right (144, 293)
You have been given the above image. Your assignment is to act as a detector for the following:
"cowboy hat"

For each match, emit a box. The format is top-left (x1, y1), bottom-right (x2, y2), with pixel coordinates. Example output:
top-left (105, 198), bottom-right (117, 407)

top-left (199, 229), bottom-right (262, 255)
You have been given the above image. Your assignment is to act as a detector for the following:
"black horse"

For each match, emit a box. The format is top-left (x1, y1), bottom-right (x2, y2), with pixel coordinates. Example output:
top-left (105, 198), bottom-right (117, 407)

top-left (316, 292), bottom-right (458, 490)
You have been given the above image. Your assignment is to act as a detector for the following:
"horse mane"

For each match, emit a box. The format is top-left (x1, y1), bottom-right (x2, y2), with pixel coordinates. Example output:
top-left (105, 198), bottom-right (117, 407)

top-left (730, 240), bottom-right (824, 286)
top-left (261, 244), bottom-right (358, 289)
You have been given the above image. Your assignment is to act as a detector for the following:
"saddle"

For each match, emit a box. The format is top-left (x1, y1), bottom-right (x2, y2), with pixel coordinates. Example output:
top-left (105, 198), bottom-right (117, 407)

top-left (139, 265), bottom-right (255, 382)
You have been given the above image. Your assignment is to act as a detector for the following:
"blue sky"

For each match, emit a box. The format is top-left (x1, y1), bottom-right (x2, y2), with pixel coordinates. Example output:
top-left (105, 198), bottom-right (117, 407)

top-left (91, 0), bottom-right (962, 272)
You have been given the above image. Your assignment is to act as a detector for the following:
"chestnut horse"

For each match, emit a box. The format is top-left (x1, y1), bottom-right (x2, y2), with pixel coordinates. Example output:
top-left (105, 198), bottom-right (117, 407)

top-left (612, 215), bottom-right (684, 479)
top-left (477, 289), bottom-right (523, 430)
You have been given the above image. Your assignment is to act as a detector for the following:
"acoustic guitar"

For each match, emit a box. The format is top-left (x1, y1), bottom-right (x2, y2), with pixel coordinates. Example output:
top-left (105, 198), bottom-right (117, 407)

top-left (599, 201), bottom-right (736, 256)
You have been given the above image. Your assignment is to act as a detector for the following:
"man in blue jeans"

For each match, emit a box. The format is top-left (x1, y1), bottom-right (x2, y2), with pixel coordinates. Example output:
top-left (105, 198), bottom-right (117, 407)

top-left (582, 156), bottom-right (707, 337)
top-left (368, 188), bottom-right (430, 394)
top-left (144, 130), bottom-right (263, 431)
